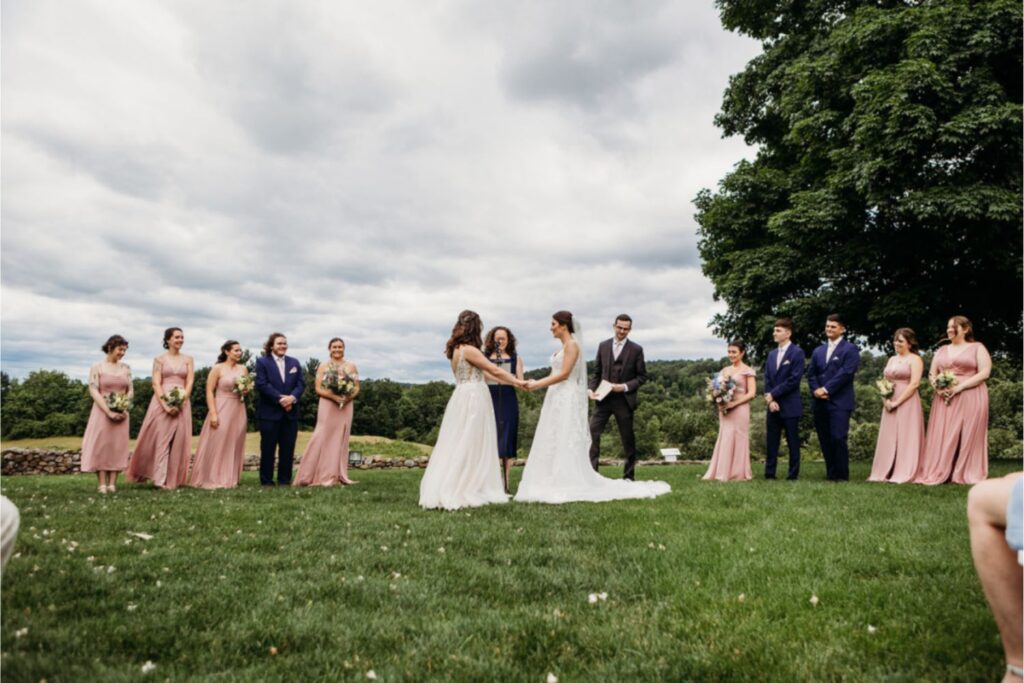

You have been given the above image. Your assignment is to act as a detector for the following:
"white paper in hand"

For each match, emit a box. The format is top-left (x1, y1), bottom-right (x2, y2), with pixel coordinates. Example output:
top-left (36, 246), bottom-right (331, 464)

top-left (593, 380), bottom-right (615, 401)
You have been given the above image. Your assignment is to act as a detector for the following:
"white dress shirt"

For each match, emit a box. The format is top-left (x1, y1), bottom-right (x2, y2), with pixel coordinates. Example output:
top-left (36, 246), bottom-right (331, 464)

top-left (274, 354), bottom-right (286, 382)
top-left (826, 339), bottom-right (840, 363)
top-left (613, 339), bottom-right (625, 361)
top-left (776, 342), bottom-right (790, 370)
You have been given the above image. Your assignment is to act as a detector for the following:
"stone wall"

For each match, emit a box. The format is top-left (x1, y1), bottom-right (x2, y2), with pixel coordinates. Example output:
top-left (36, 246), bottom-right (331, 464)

top-left (0, 448), bottom-right (435, 477)
top-left (2, 449), bottom-right (704, 477)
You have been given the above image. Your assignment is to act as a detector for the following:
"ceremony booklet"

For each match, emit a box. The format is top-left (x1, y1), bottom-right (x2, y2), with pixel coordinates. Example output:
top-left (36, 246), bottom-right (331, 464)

top-left (593, 379), bottom-right (615, 401)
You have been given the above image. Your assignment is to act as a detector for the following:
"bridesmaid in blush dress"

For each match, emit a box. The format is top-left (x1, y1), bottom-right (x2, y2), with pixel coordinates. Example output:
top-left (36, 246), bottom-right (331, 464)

top-left (294, 338), bottom-right (360, 487)
top-left (190, 340), bottom-right (251, 489)
top-left (868, 328), bottom-right (925, 483)
top-left (703, 340), bottom-right (756, 482)
top-left (916, 315), bottom-right (992, 485)
top-left (126, 327), bottom-right (194, 489)
top-left (81, 335), bottom-right (133, 493)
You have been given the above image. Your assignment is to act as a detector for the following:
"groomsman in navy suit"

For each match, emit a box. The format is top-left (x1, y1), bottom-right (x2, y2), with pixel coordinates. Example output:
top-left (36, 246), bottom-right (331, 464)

top-left (762, 318), bottom-right (804, 480)
top-left (255, 332), bottom-right (305, 486)
top-left (806, 314), bottom-right (860, 481)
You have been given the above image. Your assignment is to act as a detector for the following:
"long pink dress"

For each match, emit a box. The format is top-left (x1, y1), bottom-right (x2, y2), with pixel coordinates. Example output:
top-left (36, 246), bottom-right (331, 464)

top-left (189, 366), bottom-right (248, 489)
top-left (294, 396), bottom-right (354, 486)
top-left (868, 356), bottom-right (924, 483)
top-left (80, 365), bottom-right (132, 472)
top-left (915, 343), bottom-right (989, 485)
top-left (126, 359), bottom-right (193, 489)
top-left (702, 368), bottom-right (755, 482)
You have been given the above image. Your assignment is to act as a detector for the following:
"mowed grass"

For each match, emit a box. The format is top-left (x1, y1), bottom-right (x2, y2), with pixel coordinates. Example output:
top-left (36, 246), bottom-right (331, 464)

top-left (1, 461), bottom-right (1018, 682)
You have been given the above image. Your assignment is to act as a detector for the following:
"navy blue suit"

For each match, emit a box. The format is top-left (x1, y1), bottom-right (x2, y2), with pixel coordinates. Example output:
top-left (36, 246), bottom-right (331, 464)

top-left (763, 343), bottom-right (804, 479)
top-left (255, 354), bottom-right (305, 485)
top-left (806, 339), bottom-right (860, 480)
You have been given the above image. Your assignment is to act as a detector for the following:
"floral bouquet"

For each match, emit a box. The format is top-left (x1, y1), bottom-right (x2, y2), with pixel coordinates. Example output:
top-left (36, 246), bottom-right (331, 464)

top-left (163, 387), bottom-right (186, 409)
top-left (324, 363), bottom-right (357, 403)
top-left (932, 370), bottom-right (958, 404)
top-left (232, 374), bottom-right (255, 397)
top-left (705, 373), bottom-right (737, 411)
top-left (106, 392), bottom-right (131, 414)
top-left (875, 377), bottom-right (894, 398)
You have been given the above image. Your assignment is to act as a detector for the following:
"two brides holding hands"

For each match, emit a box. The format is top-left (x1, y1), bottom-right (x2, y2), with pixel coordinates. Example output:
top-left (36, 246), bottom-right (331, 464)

top-left (419, 310), bottom-right (670, 510)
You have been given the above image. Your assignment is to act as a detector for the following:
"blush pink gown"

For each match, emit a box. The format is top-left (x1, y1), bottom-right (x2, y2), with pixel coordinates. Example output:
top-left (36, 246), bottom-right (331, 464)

top-left (702, 369), bottom-right (755, 482)
top-left (126, 360), bottom-right (193, 489)
top-left (915, 343), bottom-right (989, 485)
top-left (294, 395), bottom-right (354, 486)
top-left (80, 368), bottom-right (132, 472)
top-left (868, 357), bottom-right (924, 483)
top-left (189, 366), bottom-right (248, 489)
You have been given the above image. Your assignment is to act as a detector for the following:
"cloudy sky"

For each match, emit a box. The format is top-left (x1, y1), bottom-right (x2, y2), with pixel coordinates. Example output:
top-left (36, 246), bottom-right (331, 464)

top-left (1, 1), bottom-right (761, 382)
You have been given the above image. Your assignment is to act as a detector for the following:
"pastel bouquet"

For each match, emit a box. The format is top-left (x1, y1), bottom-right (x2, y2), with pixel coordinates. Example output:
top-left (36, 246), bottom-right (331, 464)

top-left (232, 374), bottom-right (255, 397)
top-left (324, 363), bottom-right (357, 402)
top-left (162, 387), bottom-right (186, 409)
top-left (105, 392), bottom-right (131, 414)
top-left (705, 373), bottom-right (737, 411)
top-left (875, 377), bottom-right (895, 398)
top-left (932, 370), bottom-right (958, 404)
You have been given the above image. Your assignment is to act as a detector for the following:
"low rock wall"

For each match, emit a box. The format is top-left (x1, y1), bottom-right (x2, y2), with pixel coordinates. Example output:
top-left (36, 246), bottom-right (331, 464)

top-left (1, 448), bottom-right (706, 477)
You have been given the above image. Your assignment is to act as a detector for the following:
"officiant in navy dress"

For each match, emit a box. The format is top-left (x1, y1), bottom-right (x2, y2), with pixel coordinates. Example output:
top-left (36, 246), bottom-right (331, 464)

top-left (484, 326), bottom-right (524, 494)
top-left (762, 318), bottom-right (804, 480)
top-left (807, 314), bottom-right (860, 481)
top-left (255, 332), bottom-right (305, 486)
top-left (588, 314), bottom-right (647, 480)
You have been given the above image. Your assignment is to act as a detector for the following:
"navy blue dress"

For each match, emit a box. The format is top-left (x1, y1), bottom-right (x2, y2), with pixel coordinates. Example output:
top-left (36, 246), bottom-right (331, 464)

top-left (488, 353), bottom-right (520, 459)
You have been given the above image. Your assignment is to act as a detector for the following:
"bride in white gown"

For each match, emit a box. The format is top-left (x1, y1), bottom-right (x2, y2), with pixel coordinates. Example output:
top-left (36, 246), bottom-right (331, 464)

top-left (419, 310), bottom-right (526, 510)
top-left (514, 311), bottom-right (671, 504)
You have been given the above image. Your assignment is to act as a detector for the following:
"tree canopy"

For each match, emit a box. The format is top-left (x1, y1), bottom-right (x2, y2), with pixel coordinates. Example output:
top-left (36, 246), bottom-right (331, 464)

top-left (696, 0), bottom-right (1022, 359)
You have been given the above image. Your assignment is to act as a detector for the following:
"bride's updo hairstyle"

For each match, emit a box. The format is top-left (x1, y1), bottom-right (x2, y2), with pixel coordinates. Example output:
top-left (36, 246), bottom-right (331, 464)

top-left (552, 311), bottom-right (575, 334)
top-left (445, 310), bottom-right (484, 359)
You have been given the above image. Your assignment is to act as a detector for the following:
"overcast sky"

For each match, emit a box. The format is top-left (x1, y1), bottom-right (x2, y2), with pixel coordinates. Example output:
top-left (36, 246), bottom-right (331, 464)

top-left (1, 1), bottom-right (761, 382)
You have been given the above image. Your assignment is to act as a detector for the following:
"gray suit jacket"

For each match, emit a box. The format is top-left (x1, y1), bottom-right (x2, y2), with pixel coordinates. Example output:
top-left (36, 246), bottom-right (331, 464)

top-left (588, 338), bottom-right (647, 411)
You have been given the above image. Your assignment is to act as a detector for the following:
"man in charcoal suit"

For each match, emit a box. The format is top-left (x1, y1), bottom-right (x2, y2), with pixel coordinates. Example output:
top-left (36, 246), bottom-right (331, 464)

top-left (763, 317), bottom-right (804, 480)
top-left (588, 314), bottom-right (648, 480)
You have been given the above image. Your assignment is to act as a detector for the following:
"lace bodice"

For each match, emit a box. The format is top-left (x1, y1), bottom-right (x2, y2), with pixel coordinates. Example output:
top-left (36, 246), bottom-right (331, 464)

top-left (454, 349), bottom-right (485, 385)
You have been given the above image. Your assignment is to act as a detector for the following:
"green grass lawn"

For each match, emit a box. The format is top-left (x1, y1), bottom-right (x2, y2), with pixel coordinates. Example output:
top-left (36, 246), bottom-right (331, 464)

top-left (1, 461), bottom-right (1018, 682)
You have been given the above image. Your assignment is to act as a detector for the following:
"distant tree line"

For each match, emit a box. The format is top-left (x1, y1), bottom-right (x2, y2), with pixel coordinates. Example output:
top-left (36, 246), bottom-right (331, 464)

top-left (2, 351), bottom-right (1020, 463)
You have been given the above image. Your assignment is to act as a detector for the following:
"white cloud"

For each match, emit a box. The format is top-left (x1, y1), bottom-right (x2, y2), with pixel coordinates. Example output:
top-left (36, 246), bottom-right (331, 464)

top-left (1, 0), bottom-right (759, 382)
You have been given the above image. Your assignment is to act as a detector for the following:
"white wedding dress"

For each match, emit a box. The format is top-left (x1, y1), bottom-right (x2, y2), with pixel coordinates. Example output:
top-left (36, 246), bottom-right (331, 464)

top-left (418, 348), bottom-right (509, 510)
top-left (514, 337), bottom-right (671, 504)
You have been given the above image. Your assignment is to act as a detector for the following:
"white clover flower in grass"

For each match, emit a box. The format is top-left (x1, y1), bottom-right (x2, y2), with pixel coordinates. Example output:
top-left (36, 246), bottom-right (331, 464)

top-left (127, 604), bottom-right (138, 612)
top-left (141, 661), bottom-right (157, 673)
top-left (598, 592), bottom-right (608, 601)
top-left (867, 625), bottom-right (877, 634)
top-left (737, 593), bottom-right (746, 603)
top-left (809, 595), bottom-right (819, 607)
top-left (547, 673), bottom-right (558, 683)
top-left (366, 670), bottom-right (377, 680)
top-left (14, 628), bottom-right (27, 639)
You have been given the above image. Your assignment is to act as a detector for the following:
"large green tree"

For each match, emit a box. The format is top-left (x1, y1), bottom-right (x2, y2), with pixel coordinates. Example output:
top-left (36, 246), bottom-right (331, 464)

top-left (696, 0), bottom-right (1022, 360)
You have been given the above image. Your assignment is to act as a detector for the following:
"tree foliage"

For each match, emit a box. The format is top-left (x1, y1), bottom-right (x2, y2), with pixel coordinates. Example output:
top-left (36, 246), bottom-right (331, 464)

top-left (697, 0), bottom-right (1022, 360)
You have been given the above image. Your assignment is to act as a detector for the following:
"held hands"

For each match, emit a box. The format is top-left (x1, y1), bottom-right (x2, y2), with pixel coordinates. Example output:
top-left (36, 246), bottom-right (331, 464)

top-left (107, 410), bottom-right (127, 422)
top-left (768, 401), bottom-right (780, 413)
top-left (611, 383), bottom-right (626, 393)
top-left (884, 399), bottom-right (897, 413)
top-left (587, 389), bottom-right (598, 401)
top-left (813, 387), bottom-right (829, 400)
